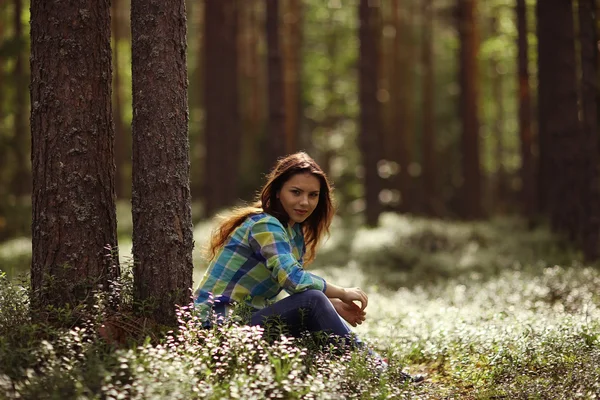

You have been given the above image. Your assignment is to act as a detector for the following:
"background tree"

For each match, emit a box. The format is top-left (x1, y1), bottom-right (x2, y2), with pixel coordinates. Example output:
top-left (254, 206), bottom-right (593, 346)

top-left (30, 0), bottom-right (119, 309)
top-left (457, 0), bottom-right (482, 219)
top-left (131, 0), bottom-right (194, 325)
top-left (204, 0), bottom-right (241, 216)
top-left (359, 0), bottom-right (384, 226)
top-left (266, 0), bottom-right (286, 169)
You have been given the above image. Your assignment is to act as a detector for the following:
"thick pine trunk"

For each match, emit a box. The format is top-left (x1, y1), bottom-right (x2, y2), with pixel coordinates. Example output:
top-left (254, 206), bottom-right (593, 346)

top-left (421, 0), bottom-right (437, 216)
top-left (516, 0), bottom-right (535, 219)
top-left (266, 0), bottom-right (285, 167)
top-left (12, 0), bottom-right (30, 197)
top-left (537, 1), bottom-right (580, 237)
top-left (457, 0), bottom-right (482, 219)
top-left (131, 0), bottom-right (194, 326)
top-left (204, 0), bottom-right (240, 216)
top-left (30, 0), bottom-right (119, 309)
top-left (359, 0), bottom-right (384, 226)
top-left (578, 0), bottom-right (600, 260)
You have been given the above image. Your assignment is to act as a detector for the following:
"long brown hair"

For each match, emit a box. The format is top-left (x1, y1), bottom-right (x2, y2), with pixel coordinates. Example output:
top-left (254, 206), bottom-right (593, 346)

top-left (206, 152), bottom-right (335, 264)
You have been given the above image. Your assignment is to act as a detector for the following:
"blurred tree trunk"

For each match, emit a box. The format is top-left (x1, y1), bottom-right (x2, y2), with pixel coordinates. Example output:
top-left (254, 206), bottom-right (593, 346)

top-left (537, 1), bottom-right (579, 238)
top-left (578, 0), bottom-right (600, 261)
top-left (359, 0), bottom-right (384, 226)
top-left (11, 0), bottom-right (30, 197)
top-left (112, 0), bottom-right (128, 199)
top-left (516, 0), bottom-right (535, 220)
top-left (204, 0), bottom-right (240, 216)
top-left (491, 16), bottom-right (507, 212)
top-left (457, 0), bottom-right (482, 219)
top-left (131, 0), bottom-right (194, 326)
top-left (421, 0), bottom-right (437, 216)
top-left (283, 0), bottom-right (301, 155)
top-left (30, 0), bottom-right (119, 311)
top-left (266, 0), bottom-right (285, 167)
top-left (390, 0), bottom-right (411, 213)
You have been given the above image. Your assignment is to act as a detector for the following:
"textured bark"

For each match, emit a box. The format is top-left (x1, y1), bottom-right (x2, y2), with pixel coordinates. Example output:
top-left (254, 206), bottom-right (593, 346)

top-left (11, 0), bottom-right (30, 197)
top-left (112, 0), bottom-right (128, 199)
top-left (516, 0), bottom-right (535, 219)
top-left (283, 0), bottom-right (301, 155)
top-left (578, 0), bottom-right (600, 260)
top-left (266, 0), bottom-right (285, 167)
top-left (204, 0), bottom-right (240, 216)
top-left (421, 0), bottom-right (437, 216)
top-left (30, 0), bottom-right (119, 309)
top-left (537, 1), bottom-right (580, 237)
top-left (457, 0), bottom-right (482, 219)
top-left (131, 0), bottom-right (194, 326)
top-left (359, 0), bottom-right (384, 226)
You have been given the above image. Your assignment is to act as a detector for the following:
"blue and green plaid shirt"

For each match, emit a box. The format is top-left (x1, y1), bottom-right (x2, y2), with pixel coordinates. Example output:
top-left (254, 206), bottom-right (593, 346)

top-left (194, 212), bottom-right (327, 320)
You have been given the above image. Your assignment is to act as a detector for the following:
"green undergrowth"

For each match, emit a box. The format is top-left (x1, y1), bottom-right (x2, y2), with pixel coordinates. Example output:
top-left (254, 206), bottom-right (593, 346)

top-left (1, 213), bottom-right (599, 399)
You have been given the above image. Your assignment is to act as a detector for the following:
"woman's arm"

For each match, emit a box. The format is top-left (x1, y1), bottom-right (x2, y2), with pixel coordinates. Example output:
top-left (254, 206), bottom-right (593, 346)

top-left (324, 281), bottom-right (368, 310)
top-left (330, 298), bottom-right (366, 327)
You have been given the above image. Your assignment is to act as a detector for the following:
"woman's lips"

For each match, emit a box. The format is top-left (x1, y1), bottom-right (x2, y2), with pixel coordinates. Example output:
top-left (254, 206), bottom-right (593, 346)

top-left (294, 209), bottom-right (308, 215)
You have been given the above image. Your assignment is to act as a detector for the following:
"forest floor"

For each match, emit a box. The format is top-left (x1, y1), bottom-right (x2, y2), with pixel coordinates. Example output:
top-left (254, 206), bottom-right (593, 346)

top-left (1, 210), bottom-right (599, 399)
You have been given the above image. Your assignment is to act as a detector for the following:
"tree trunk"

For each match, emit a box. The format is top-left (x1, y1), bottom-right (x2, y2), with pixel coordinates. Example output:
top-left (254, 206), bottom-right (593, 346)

top-left (266, 0), bottom-right (285, 168)
top-left (359, 0), bottom-right (384, 226)
top-left (112, 0), bottom-right (128, 199)
top-left (30, 0), bottom-right (119, 310)
top-left (283, 0), bottom-right (301, 155)
top-left (537, 1), bottom-right (580, 237)
top-left (578, 0), bottom-right (600, 260)
top-left (421, 0), bottom-right (437, 216)
top-left (204, 0), bottom-right (240, 216)
top-left (131, 0), bottom-right (194, 326)
top-left (491, 16), bottom-right (507, 212)
top-left (457, 0), bottom-right (482, 219)
top-left (516, 0), bottom-right (535, 219)
top-left (11, 0), bottom-right (30, 197)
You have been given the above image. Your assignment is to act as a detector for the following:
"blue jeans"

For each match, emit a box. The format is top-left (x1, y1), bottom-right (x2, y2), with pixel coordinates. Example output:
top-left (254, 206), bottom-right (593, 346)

top-left (250, 290), bottom-right (360, 346)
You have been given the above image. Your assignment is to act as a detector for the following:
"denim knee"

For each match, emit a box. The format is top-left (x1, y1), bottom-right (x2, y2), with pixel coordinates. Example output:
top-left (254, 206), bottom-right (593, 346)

top-left (300, 289), bottom-right (328, 304)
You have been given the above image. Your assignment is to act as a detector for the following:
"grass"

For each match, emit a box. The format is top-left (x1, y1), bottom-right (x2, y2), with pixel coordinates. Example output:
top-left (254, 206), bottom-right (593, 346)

top-left (1, 212), bottom-right (599, 399)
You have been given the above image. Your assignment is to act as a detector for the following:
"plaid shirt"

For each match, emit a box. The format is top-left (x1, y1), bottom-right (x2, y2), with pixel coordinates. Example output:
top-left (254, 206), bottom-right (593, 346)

top-left (194, 212), bottom-right (327, 319)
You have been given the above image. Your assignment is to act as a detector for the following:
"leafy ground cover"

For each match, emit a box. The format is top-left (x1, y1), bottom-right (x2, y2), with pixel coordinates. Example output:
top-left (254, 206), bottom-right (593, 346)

top-left (1, 213), bottom-right (599, 399)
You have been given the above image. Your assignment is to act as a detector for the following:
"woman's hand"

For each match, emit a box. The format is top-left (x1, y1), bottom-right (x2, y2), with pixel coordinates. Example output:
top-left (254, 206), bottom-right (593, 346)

top-left (331, 298), bottom-right (366, 327)
top-left (341, 287), bottom-right (368, 310)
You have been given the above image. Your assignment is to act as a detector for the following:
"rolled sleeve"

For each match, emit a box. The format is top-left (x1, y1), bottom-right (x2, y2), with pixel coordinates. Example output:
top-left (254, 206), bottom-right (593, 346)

top-left (249, 217), bottom-right (326, 293)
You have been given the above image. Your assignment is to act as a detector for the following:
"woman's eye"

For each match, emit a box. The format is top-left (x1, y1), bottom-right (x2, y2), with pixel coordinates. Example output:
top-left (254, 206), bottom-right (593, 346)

top-left (291, 190), bottom-right (300, 195)
top-left (310, 193), bottom-right (319, 198)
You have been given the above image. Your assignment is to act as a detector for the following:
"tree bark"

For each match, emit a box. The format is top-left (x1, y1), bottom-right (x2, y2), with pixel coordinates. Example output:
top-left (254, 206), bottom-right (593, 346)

top-left (491, 16), bottom-right (507, 211)
top-left (30, 0), bottom-right (119, 310)
top-left (421, 0), bottom-right (437, 216)
top-left (516, 0), bottom-right (535, 219)
top-left (457, 0), bottom-right (482, 219)
top-left (537, 1), bottom-right (580, 237)
top-left (359, 0), bottom-right (384, 226)
top-left (11, 0), bottom-right (30, 197)
top-left (266, 0), bottom-right (286, 168)
top-left (131, 0), bottom-right (194, 326)
top-left (204, 0), bottom-right (240, 216)
top-left (578, 0), bottom-right (600, 260)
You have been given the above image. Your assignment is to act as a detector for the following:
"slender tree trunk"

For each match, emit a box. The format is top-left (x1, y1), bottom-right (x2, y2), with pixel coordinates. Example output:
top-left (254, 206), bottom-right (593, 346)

top-left (491, 16), bottom-right (507, 211)
top-left (516, 0), bottom-right (535, 219)
top-left (457, 0), bottom-right (482, 219)
top-left (283, 0), bottom-right (301, 155)
top-left (112, 0), bottom-right (127, 199)
top-left (537, 1), bottom-right (580, 237)
top-left (421, 0), bottom-right (437, 216)
top-left (30, 0), bottom-right (119, 310)
top-left (359, 0), bottom-right (384, 226)
top-left (578, 0), bottom-right (600, 260)
top-left (131, 0), bottom-right (194, 326)
top-left (266, 0), bottom-right (285, 168)
top-left (204, 0), bottom-right (240, 216)
top-left (11, 0), bottom-right (30, 197)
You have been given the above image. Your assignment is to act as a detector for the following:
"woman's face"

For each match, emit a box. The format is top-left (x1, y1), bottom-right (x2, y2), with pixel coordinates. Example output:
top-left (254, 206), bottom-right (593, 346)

top-left (277, 172), bottom-right (321, 225)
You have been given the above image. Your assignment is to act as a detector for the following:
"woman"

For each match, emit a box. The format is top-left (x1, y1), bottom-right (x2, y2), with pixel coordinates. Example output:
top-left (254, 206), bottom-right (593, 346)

top-left (194, 152), bottom-right (422, 381)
